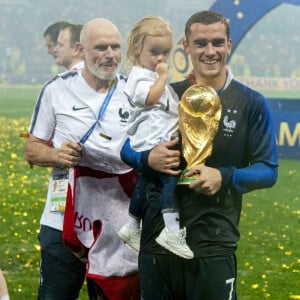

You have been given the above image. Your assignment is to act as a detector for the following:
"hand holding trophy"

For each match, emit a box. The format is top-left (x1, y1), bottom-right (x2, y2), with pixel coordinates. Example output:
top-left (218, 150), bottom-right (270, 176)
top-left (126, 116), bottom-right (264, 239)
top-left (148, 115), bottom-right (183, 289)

top-left (177, 83), bottom-right (222, 185)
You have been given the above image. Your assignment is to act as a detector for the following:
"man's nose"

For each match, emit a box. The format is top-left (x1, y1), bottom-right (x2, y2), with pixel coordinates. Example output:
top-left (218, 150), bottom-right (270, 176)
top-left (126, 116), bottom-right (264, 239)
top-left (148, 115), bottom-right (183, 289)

top-left (105, 46), bottom-right (115, 56)
top-left (205, 42), bottom-right (216, 55)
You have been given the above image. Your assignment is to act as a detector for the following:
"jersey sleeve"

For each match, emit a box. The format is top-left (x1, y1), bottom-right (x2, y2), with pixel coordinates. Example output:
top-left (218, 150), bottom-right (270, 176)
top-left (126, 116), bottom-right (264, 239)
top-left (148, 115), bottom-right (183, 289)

top-left (221, 94), bottom-right (278, 194)
top-left (231, 162), bottom-right (278, 194)
top-left (124, 68), bottom-right (153, 107)
top-left (28, 83), bottom-right (56, 141)
top-left (120, 138), bottom-right (150, 174)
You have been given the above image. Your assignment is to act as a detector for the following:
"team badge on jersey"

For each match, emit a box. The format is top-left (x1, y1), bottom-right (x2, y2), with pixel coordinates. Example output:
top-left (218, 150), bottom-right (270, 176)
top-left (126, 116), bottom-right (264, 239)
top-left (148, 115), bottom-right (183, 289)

top-left (118, 105), bottom-right (132, 126)
top-left (222, 109), bottom-right (237, 137)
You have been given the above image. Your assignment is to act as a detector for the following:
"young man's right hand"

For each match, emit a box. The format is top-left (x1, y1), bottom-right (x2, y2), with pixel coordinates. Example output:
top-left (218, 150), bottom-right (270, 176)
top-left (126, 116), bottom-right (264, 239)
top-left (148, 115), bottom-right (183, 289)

top-left (148, 137), bottom-right (181, 175)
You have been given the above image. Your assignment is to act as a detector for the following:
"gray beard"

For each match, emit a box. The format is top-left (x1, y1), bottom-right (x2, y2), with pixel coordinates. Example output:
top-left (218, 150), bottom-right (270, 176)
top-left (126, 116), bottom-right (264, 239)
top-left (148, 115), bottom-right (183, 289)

top-left (85, 56), bottom-right (119, 80)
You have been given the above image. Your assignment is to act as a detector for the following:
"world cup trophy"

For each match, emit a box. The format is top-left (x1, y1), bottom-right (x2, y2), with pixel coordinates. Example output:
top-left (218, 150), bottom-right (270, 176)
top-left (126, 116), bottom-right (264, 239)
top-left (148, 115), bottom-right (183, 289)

top-left (177, 83), bottom-right (222, 185)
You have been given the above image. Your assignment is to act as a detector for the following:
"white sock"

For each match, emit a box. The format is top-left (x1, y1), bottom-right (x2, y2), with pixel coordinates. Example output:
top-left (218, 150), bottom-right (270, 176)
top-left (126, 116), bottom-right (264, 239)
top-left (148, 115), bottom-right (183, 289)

top-left (0, 295), bottom-right (9, 300)
top-left (163, 212), bottom-right (180, 233)
top-left (128, 215), bottom-right (141, 229)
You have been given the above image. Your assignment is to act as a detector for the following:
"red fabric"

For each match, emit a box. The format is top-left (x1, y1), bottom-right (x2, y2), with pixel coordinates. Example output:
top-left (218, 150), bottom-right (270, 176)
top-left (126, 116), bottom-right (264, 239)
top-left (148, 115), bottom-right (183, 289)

top-left (91, 273), bottom-right (140, 300)
top-left (75, 166), bottom-right (139, 198)
top-left (188, 73), bottom-right (196, 85)
top-left (62, 166), bottom-right (140, 295)
top-left (62, 167), bottom-right (139, 251)
top-left (62, 167), bottom-right (88, 258)
top-left (118, 169), bottom-right (139, 198)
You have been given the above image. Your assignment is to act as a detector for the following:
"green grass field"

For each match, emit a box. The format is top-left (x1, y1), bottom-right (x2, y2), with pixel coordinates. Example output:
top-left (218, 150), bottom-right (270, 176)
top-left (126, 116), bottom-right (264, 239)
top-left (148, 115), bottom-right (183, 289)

top-left (0, 85), bottom-right (300, 299)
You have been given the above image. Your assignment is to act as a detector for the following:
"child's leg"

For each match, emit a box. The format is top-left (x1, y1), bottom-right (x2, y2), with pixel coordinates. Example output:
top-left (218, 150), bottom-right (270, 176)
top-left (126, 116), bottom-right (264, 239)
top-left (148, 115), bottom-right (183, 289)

top-left (156, 174), bottom-right (194, 259)
top-left (118, 176), bottom-right (149, 251)
top-left (128, 214), bottom-right (140, 230)
top-left (127, 185), bottom-right (141, 230)
top-left (160, 175), bottom-right (180, 233)
top-left (128, 176), bottom-right (149, 228)
top-left (162, 211), bottom-right (180, 233)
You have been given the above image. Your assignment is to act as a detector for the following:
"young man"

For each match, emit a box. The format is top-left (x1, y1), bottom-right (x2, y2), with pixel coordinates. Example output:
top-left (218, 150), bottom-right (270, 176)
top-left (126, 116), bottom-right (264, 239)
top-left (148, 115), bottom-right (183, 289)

top-left (43, 21), bottom-right (69, 59)
top-left (121, 10), bottom-right (278, 300)
top-left (53, 23), bottom-right (84, 70)
top-left (25, 18), bottom-right (139, 300)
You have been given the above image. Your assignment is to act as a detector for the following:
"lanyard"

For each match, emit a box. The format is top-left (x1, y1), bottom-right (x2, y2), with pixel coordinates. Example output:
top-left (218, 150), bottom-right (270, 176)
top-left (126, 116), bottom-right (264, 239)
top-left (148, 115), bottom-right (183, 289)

top-left (80, 78), bottom-right (117, 144)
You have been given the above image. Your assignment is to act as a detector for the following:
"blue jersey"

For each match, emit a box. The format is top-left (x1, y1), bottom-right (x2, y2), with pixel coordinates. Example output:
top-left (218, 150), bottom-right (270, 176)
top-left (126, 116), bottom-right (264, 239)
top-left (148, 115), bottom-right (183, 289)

top-left (121, 76), bottom-right (278, 257)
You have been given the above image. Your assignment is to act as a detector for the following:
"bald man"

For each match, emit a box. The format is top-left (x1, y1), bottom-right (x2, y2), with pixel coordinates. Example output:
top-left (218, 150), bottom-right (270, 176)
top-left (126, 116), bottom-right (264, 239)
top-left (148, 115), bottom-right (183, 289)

top-left (25, 18), bottom-right (139, 300)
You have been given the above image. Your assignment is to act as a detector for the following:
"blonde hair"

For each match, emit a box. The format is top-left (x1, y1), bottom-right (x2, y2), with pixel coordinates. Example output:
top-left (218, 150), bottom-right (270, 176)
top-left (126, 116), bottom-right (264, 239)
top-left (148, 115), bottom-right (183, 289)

top-left (125, 16), bottom-right (173, 73)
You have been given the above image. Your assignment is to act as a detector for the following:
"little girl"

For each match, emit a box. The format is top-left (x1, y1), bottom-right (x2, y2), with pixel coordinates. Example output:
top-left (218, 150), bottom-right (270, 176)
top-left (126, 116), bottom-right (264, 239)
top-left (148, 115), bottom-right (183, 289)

top-left (118, 16), bottom-right (193, 259)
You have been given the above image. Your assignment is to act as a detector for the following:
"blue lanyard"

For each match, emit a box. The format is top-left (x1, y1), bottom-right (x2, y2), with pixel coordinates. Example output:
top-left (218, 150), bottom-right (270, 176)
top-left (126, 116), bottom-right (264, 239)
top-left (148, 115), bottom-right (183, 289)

top-left (80, 78), bottom-right (117, 144)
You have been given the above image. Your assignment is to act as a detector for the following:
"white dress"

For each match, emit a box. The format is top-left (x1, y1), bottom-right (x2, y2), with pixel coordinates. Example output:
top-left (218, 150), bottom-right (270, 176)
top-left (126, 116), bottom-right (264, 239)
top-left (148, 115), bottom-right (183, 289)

top-left (124, 66), bottom-right (179, 151)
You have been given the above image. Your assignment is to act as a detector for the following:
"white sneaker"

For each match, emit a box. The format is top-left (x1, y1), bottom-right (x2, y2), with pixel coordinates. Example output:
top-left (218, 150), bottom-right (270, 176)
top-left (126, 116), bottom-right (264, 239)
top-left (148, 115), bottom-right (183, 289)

top-left (118, 223), bottom-right (141, 251)
top-left (155, 227), bottom-right (194, 259)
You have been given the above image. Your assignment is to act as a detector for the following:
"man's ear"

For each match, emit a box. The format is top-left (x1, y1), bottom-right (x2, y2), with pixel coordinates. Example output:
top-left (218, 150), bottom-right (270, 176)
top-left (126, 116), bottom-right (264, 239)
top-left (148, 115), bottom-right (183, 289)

top-left (182, 38), bottom-right (189, 56)
top-left (74, 42), bottom-right (84, 56)
top-left (227, 38), bottom-right (232, 56)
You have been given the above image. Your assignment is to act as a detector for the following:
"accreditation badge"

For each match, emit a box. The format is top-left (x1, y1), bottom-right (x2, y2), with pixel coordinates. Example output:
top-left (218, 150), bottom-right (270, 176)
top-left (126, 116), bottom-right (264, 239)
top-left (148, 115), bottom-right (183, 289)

top-left (50, 167), bottom-right (69, 212)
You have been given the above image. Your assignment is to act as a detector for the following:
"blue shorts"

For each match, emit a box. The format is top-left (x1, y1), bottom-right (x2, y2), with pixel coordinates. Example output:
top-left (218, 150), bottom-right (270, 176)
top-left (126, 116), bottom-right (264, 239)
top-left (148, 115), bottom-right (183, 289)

top-left (38, 225), bottom-right (94, 300)
top-left (139, 252), bottom-right (237, 300)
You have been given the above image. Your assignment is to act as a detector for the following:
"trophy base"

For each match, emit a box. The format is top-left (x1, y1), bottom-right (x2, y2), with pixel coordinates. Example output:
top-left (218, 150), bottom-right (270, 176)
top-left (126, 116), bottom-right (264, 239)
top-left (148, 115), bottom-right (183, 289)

top-left (177, 177), bottom-right (195, 185)
top-left (177, 170), bottom-right (199, 185)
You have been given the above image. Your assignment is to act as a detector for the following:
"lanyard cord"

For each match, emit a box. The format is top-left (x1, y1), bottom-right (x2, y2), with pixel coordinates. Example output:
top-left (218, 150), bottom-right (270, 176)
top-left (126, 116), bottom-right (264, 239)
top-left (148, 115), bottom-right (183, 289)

top-left (80, 78), bottom-right (118, 144)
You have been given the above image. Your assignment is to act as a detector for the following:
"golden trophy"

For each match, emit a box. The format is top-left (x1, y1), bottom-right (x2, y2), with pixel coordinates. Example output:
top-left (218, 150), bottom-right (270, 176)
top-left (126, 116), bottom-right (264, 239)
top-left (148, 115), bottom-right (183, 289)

top-left (177, 83), bottom-right (222, 185)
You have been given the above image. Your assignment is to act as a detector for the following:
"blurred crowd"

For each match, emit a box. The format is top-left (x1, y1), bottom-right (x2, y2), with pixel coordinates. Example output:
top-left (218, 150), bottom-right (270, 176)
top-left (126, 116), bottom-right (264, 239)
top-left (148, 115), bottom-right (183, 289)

top-left (1, 0), bottom-right (300, 84)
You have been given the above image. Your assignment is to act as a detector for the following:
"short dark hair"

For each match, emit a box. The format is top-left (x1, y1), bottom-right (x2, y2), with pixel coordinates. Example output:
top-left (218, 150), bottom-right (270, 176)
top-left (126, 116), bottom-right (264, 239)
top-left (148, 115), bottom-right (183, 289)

top-left (60, 23), bottom-right (83, 47)
top-left (43, 21), bottom-right (70, 42)
top-left (185, 11), bottom-right (230, 40)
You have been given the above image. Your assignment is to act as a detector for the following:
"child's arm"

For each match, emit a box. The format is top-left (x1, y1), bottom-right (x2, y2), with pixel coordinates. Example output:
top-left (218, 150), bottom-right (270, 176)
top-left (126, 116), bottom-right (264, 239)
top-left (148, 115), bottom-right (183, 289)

top-left (146, 63), bottom-right (169, 106)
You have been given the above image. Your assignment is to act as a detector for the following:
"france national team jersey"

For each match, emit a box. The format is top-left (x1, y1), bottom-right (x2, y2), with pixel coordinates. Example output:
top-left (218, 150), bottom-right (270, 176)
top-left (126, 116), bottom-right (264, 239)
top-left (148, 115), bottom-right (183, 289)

top-left (29, 70), bottom-right (132, 174)
top-left (140, 69), bottom-right (278, 256)
top-left (28, 70), bottom-right (139, 279)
